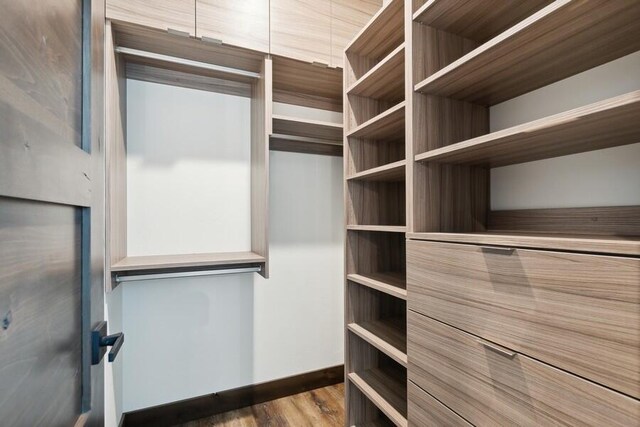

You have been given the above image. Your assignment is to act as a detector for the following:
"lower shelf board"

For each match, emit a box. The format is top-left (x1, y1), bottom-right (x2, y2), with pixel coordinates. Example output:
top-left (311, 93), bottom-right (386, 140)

top-left (347, 225), bottom-right (406, 233)
top-left (348, 319), bottom-right (407, 367)
top-left (110, 251), bottom-right (266, 273)
top-left (348, 368), bottom-right (408, 427)
top-left (347, 272), bottom-right (407, 300)
top-left (270, 135), bottom-right (343, 156)
top-left (406, 231), bottom-right (640, 256)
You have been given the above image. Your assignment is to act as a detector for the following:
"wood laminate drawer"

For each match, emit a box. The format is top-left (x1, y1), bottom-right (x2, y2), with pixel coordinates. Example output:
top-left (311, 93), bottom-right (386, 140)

top-left (408, 381), bottom-right (471, 426)
top-left (407, 239), bottom-right (640, 399)
top-left (408, 311), bottom-right (640, 426)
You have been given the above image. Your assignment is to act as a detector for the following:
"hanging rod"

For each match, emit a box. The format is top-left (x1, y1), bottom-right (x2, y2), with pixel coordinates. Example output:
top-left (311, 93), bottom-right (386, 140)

top-left (115, 266), bottom-right (261, 283)
top-left (114, 46), bottom-right (261, 79)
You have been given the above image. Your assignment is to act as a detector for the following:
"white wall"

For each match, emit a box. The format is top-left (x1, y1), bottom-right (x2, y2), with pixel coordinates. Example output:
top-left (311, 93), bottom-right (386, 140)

top-left (490, 51), bottom-right (640, 210)
top-left (106, 80), bottom-right (344, 417)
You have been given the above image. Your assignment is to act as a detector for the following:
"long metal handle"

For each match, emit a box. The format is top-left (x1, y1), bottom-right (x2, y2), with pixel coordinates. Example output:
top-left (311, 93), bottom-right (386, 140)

top-left (480, 245), bottom-right (514, 255)
top-left (115, 266), bottom-right (261, 283)
top-left (478, 338), bottom-right (516, 358)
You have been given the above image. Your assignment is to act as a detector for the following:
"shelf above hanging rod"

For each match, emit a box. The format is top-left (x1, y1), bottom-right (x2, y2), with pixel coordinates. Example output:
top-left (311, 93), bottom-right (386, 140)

top-left (115, 266), bottom-right (262, 283)
top-left (114, 46), bottom-right (262, 79)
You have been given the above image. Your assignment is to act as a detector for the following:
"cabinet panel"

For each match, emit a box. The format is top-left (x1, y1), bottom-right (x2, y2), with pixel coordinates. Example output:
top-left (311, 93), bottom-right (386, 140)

top-left (196, 0), bottom-right (269, 53)
top-left (271, 0), bottom-right (331, 65)
top-left (106, 0), bottom-right (195, 35)
top-left (331, 0), bottom-right (381, 68)
top-left (408, 311), bottom-right (640, 427)
top-left (407, 239), bottom-right (640, 399)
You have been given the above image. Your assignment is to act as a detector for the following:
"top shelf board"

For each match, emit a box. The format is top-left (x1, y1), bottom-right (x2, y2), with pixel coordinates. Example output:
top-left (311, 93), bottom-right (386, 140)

top-left (346, 0), bottom-right (404, 60)
top-left (111, 251), bottom-right (265, 273)
top-left (272, 115), bottom-right (343, 142)
top-left (414, 0), bottom-right (640, 106)
top-left (414, 90), bottom-right (640, 167)
top-left (413, 0), bottom-right (552, 42)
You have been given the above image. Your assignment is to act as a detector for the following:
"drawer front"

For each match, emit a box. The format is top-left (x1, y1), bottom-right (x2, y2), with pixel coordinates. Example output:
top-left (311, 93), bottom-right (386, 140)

top-left (407, 239), bottom-right (640, 398)
top-left (408, 311), bottom-right (640, 426)
top-left (409, 381), bottom-right (471, 427)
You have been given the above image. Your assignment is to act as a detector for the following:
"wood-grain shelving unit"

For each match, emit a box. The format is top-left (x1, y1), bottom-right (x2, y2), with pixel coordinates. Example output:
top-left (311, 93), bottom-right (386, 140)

top-left (406, 0), bottom-right (640, 424)
top-left (270, 114), bottom-right (343, 156)
top-left (344, 0), bottom-right (408, 425)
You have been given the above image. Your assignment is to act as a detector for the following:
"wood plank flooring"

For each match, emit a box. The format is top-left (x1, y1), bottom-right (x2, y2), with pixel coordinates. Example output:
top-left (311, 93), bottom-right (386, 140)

top-left (180, 384), bottom-right (345, 427)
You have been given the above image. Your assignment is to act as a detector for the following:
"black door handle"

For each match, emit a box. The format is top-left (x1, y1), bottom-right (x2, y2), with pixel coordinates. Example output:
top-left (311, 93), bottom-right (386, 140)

top-left (92, 321), bottom-right (124, 365)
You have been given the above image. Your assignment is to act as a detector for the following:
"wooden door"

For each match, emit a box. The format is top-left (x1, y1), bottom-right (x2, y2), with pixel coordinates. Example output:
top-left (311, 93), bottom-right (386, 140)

top-left (270, 0), bottom-right (332, 65)
top-left (331, 0), bottom-right (382, 68)
top-left (196, 0), bottom-right (269, 53)
top-left (0, 0), bottom-right (107, 425)
top-left (106, 0), bottom-right (195, 36)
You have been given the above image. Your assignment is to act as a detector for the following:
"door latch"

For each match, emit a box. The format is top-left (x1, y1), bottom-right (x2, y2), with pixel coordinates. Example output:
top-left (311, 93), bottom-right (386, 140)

top-left (91, 321), bottom-right (124, 365)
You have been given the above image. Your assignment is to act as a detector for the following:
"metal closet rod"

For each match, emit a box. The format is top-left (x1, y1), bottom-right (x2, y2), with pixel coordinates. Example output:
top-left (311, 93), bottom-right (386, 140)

top-left (115, 266), bottom-right (262, 283)
top-left (114, 46), bottom-right (261, 79)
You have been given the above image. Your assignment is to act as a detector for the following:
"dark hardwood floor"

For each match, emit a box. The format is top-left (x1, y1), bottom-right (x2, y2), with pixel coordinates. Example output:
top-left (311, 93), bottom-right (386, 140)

top-left (179, 383), bottom-right (345, 426)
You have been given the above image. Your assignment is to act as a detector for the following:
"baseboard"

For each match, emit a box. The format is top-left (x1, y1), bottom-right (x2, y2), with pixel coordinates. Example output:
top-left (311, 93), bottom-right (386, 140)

top-left (122, 365), bottom-right (344, 426)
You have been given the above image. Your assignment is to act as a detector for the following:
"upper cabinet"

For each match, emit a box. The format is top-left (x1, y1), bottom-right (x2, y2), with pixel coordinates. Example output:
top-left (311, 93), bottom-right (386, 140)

top-left (196, 0), bottom-right (270, 53)
top-left (271, 0), bottom-right (332, 66)
top-left (331, 0), bottom-right (381, 68)
top-left (106, 0), bottom-right (196, 36)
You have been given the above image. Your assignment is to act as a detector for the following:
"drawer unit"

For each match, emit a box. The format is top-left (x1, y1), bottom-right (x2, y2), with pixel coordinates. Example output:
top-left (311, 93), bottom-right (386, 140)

top-left (408, 381), bottom-right (471, 427)
top-left (408, 311), bottom-right (639, 426)
top-left (407, 239), bottom-right (640, 398)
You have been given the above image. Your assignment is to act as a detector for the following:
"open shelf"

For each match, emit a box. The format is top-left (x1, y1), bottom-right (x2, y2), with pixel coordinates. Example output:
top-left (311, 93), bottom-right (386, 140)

top-left (347, 272), bottom-right (407, 300)
top-left (414, 1), bottom-right (640, 105)
top-left (414, 91), bottom-right (640, 167)
top-left (271, 115), bottom-right (343, 156)
top-left (413, 0), bottom-right (551, 42)
top-left (347, 44), bottom-right (405, 102)
top-left (407, 232), bottom-right (640, 257)
top-left (111, 251), bottom-right (266, 273)
top-left (347, 160), bottom-right (406, 182)
top-left (347, 102), bottom-right (405, 140)
top-left (346, 0), bottom-right (404, 61)
top-left (348, 319), bottom-right (407, 367)
top-left (348, 368), bottom-right (408, 427)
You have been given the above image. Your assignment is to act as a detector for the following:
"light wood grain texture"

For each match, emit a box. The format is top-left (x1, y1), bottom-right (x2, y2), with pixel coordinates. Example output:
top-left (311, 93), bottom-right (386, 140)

top-left (106, 0), bottom-right (195, 35)
top-left (408, 311), bottom-right (640, 426)
top-left (105, 22), bottom-right (128, 283)
top-left (125, 62), bottom-right (252, 97)
top-left (112, 22), bottom-right (264, 73)
top-left (346, 225), bottom-right (406, 233)
top-left (416, 90), bottom-right (640, 166)
top-left (331, 0), bottom-right (382, 68)
top-left (250, 58), bottom-right (271, 278)
top-left (347, 160), bottom-right (406, 182)
top-left (407, 240), bottom-right (640, 398)
top-left (414, 0), bottom-right (640, 105)
top-left (178, 383), bottom-right (345, 426)
top-left (347, 180), bottom-right (406, 227)
top-left (0, 198), bottom-right (82, 427)
top-left (346, 0), bottom-right (403, 60)
top-left (347, 102), bottom-right (405, 139)
top-left (111, 251), bottom-right (266, 273)
top-left (347, 272), bottom-right (407, 300)
top-left (272, 115), bottom-right (342, 141)
top-left (348, 369), bottom-right (407, 427)
top-left (271, 0), bottom-right (332, 65)
top-left (272, 56), bottom-right (342, 111)
top-left (347, 44), bottom-right (405, 102)
top-left (346, 137), bottom-right (405, 175)
top-left (196, 0), bottom-right (269, 53)
top-left (413, 0), bottom-right (551, 42)
top-left (348, 321), bottom-right (407, 367)
top-left (345, 231), bottom-right (406, 279)
top-left (408, 382), bottom-right (471, 427)
top-left (407, 231), bottom-right (640, 257)
top-left (488, 206), bottom-right (640, 237)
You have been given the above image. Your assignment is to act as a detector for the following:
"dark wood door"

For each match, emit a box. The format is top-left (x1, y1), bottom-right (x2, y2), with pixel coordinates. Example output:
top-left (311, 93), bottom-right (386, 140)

top-left (0, 0), bottom-right (106, 425)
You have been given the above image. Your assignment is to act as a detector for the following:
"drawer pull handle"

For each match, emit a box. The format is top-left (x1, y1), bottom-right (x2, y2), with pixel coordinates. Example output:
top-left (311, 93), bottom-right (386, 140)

top-left (478, 339), bottom-right (516, 358)
top-left (480, 245), bottom-right (514, 255)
